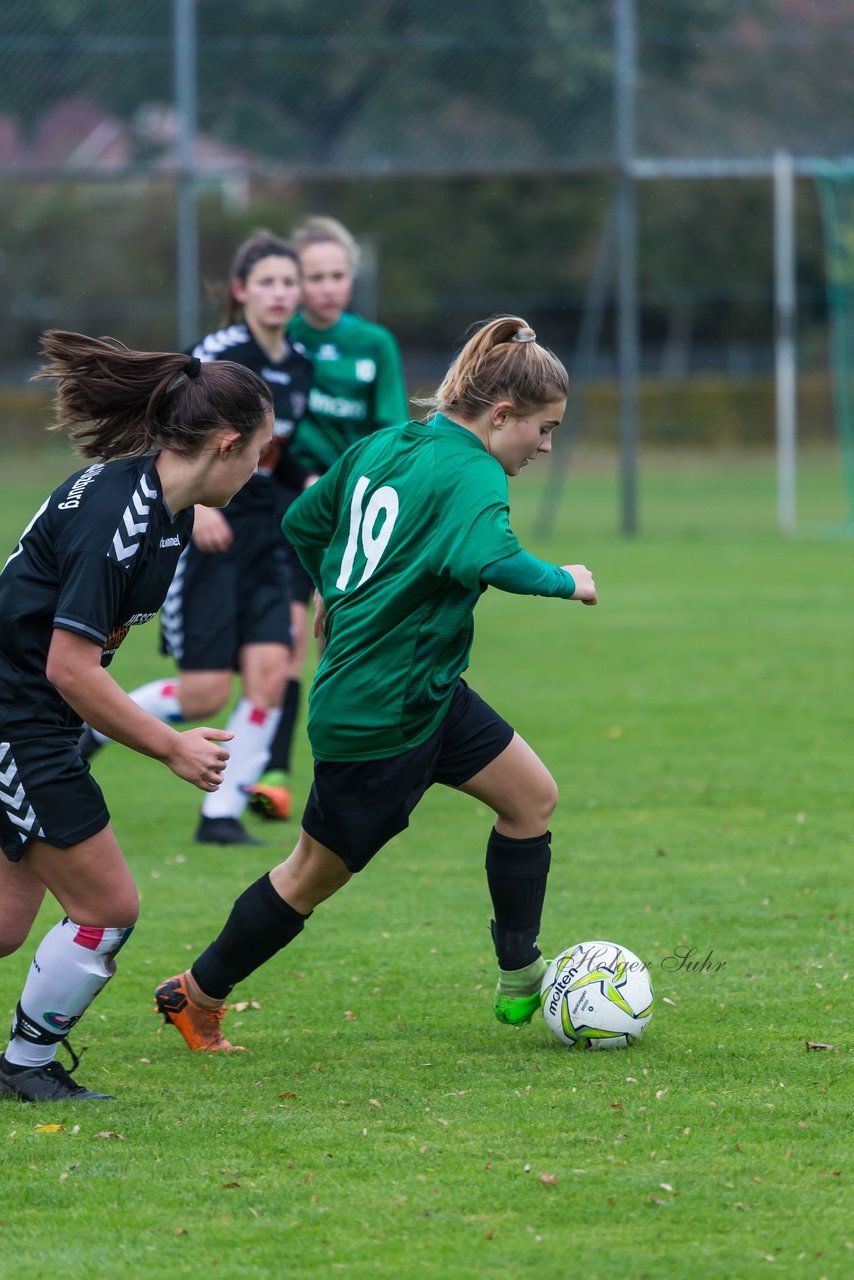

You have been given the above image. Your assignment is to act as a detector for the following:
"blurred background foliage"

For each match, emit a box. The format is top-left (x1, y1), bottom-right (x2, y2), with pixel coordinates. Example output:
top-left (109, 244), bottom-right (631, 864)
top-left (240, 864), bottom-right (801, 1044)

top-left (1, 1), bottom-right (850, 446)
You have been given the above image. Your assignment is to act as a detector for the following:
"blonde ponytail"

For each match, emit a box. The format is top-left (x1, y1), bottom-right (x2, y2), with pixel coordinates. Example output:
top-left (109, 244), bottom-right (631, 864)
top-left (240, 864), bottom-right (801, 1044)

top-left (417, 315), bottom-right (567, 419)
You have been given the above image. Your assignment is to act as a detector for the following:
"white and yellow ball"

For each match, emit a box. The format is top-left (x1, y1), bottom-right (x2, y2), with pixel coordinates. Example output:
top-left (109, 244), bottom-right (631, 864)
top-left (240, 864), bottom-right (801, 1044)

top-left (540, 940), bottom-right (654, 1050)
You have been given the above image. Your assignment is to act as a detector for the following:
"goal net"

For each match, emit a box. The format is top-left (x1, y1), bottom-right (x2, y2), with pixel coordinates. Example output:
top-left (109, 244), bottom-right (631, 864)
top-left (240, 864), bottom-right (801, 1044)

top-left (814, 162), bottom-right (854, 528)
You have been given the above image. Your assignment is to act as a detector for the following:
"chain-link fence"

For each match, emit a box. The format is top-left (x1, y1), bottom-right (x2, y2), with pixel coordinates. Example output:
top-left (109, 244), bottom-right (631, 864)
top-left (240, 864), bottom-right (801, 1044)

top-left (2, 1), bottom-right (853, 462)
top-left (5, 3), bottom-right (851, 179)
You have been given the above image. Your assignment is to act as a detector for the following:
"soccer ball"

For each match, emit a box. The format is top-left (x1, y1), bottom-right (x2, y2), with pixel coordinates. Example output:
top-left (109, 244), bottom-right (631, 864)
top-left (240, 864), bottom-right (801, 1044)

top-left (540, 940), bottom-right (654, 1050)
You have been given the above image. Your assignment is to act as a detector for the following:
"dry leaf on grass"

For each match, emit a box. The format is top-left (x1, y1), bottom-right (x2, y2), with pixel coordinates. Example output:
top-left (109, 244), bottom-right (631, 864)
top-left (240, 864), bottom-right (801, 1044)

top-left (806, 1040), bottom-right (838, 1052)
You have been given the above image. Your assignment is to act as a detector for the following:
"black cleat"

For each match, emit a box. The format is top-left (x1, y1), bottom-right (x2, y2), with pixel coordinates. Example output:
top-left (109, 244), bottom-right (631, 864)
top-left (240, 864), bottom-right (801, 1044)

top-left (78, 726), bottom-right (104, 761)
top-left (194, 815), bottom-right (266, 846)
top-left (0, 1043), bottom-right (114, 1102)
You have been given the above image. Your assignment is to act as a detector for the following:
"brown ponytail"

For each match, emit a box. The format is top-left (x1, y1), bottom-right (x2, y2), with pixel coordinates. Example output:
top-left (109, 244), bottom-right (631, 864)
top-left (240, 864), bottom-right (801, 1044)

top-left (417, 315), bottom-right (568, 420)
top-left (34, 330), bottom-right (272, 460)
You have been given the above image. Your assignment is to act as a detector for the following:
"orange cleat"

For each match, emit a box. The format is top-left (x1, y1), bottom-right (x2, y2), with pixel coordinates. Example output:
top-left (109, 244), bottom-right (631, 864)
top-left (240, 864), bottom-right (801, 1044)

top-left (248, 782), bottom-right (292, 821)
top-left (154, 974), bottom-right (245, 1053)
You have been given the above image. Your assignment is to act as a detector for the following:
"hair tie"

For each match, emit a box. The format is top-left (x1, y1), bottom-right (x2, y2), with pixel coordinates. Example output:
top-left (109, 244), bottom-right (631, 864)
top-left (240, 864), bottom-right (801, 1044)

top-left (513, 329), bottom-right (537, 344)
top-left (185, 356), bottom-right (202, 377)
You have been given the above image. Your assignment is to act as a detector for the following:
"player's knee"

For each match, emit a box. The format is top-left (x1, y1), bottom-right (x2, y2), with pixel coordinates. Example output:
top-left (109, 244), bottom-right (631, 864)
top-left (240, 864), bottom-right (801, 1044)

top-left (178, 680), bottom-right (230, 720)
top-left (79, 888), bottom-right (140, 930)
top-left (260, 665), bottom-right (288, 708)
top-left (243, 649), bottom-right (289, 709)
top-left (539, 770), bottom-right (559, 823)
top-left (113, 892), bottom-right (141, 927)
top-left (510, 767), bottom-right (558, 831)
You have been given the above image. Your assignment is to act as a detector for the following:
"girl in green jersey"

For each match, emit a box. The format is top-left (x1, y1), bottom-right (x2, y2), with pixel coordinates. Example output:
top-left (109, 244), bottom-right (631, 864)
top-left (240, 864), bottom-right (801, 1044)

top-left (155, 315), bottom-right (597, 1052)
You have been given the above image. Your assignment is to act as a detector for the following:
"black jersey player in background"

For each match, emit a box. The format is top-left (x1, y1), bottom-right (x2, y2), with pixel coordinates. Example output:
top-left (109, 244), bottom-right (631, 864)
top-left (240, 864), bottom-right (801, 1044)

top-left (81, 231), bottom-right (314, 845)
top-left (249, 216), bottom-right (409, 824)
top-left (0, 331), bottom-right (273, 1101)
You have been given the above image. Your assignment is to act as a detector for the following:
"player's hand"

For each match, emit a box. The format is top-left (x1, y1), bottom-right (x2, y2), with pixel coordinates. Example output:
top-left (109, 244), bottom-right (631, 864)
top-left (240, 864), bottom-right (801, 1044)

top-left (564, 564), bottom-right (597, 605)
top-left (313, 591), bottom-right (327, 640)
top-left (192, 505), bottom-right (233, 553)
top-left (164, 727), bottom-right (233, 791)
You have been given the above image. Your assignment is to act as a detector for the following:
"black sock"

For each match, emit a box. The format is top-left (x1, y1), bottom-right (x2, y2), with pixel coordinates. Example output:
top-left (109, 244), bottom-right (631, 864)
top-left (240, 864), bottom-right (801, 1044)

top-left (0, 1055), bottom-right (27, 1075)
top-left (485, 828), bottom-right (551, 970)
top-left (191, 874), bottom-right (308, 999)
top-left (266, 680), bottom-right (301, 774)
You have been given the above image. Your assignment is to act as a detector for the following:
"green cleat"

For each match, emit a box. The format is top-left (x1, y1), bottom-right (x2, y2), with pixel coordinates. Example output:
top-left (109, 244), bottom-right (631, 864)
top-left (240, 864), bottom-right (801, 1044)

top-left (493, 954), bottom-right (550, 1026)
top-left (493, 989), bottom-right (543, 1026)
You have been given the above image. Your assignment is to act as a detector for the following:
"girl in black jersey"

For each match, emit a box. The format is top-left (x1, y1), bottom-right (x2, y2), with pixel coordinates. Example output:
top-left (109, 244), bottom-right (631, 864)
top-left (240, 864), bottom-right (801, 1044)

top-left (81, 231), bottom-right (315, 846)
top-left (0, 330), bottom-right (273, 1101)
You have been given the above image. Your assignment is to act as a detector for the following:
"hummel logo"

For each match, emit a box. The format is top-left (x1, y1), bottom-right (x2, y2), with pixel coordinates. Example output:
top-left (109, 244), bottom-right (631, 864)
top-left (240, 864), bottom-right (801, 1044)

top-left (111, 475), bottom-right (158, 565)
top-left (0, 743), bottom-right (44, 843)
top-left (159, 535), bottom-right (182, 548)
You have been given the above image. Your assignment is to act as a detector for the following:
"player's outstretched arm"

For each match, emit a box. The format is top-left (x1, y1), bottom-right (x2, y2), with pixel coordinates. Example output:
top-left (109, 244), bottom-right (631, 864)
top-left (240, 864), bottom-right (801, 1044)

top-left (47, 628), bottom-right (232, 791)
top-left (481, 550), bottom-right (597, 604)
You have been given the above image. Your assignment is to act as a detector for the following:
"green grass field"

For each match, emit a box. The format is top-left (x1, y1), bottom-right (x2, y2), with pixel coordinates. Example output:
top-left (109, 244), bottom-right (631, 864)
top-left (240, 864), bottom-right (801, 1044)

top-left (0, 445), bottom-right (851, 1279)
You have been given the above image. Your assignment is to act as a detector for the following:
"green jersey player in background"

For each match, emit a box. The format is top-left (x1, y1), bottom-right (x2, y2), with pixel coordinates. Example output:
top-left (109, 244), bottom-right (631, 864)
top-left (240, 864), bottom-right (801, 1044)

top-left (250, 215), bottom-right (410, 825)
top-left (155, 314), bottom-right (597, 1054)
top-left (288, 215), bottom-right (409, 475)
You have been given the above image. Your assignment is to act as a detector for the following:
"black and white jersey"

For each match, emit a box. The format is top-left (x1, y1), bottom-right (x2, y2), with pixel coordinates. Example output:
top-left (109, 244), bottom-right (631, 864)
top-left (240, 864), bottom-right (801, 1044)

top-left (190, 324), bottom-right (314, 515)
top-left (0, 455), bottom-right (193, 734)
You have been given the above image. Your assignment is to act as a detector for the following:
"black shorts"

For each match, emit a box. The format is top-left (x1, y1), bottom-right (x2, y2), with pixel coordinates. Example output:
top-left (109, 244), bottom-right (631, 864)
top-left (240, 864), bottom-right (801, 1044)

top-left (160, 515), bottom-right (292, 671)
top-left (281, 537), bottom-right (314, 607)
top-left (0, 733), bottom-right (110, 862)
top-left (301, 680), bottom-right (514, 872)
top-left (277, 486), bottom-right (314, 607)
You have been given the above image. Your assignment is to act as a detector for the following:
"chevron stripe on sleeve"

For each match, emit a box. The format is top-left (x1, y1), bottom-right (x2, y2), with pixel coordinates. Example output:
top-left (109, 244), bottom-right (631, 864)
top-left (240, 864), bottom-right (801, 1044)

top-left (190, 324), bottom-right (251, 362)
top-left (109, 474), bottom-right (159, 567)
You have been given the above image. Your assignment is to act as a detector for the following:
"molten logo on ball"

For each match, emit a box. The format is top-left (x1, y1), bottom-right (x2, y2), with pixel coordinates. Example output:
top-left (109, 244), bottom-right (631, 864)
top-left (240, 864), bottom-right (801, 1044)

top-left (540, 940), bottom-right (654, 1050)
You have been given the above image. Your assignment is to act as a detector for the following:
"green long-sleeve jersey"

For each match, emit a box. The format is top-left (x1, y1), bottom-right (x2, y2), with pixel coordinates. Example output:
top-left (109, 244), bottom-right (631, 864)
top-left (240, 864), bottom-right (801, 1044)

top-left (288, 311), bottom-right (409, 474)
top-left (282, 414), bottom-right (522, 761)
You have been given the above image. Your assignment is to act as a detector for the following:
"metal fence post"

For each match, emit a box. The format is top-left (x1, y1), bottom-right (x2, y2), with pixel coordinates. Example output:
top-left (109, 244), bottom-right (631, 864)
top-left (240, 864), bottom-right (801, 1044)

top-left (615, 0), bottom-right (639, 536)
top-left (174, 0), bottom-right (199, 349)
top-left (774, 149), bottom-right (797, 534)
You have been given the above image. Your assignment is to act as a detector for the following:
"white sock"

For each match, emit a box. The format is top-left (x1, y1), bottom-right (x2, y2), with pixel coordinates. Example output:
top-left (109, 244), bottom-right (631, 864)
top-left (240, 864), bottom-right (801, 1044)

top-left (201, 699), bottom-right (282, 820)
top-left (4, 919), bottom-right (134, 1068)
top-left (88, 679), bottom-right (186, 747)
